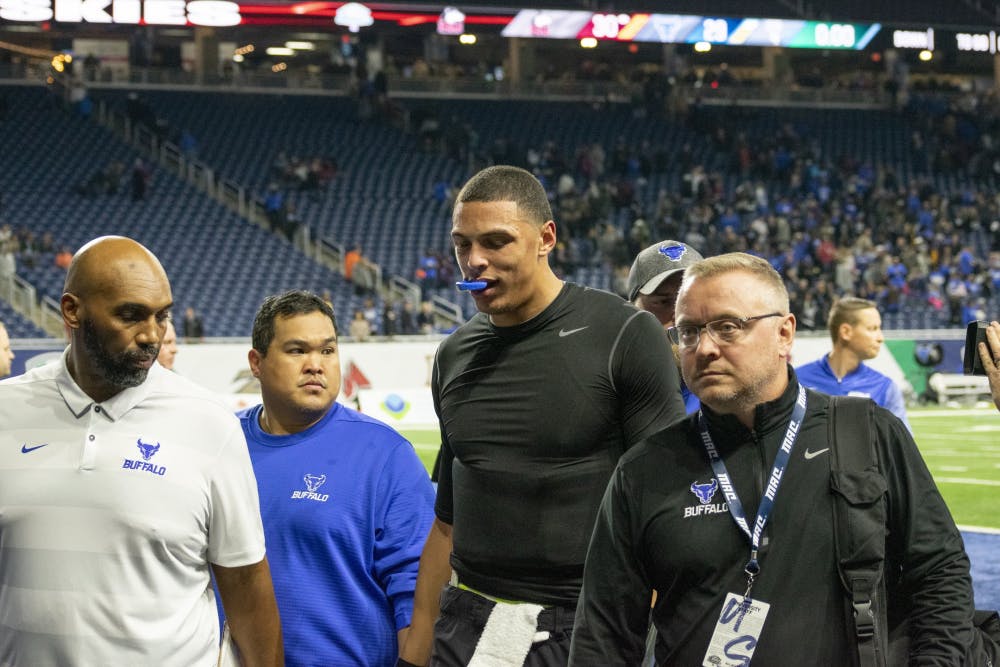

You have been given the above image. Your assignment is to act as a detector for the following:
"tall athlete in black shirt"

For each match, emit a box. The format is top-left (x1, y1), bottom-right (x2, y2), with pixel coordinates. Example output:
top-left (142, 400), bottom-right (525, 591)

top-left (401, 166), bottom-right (685, 666)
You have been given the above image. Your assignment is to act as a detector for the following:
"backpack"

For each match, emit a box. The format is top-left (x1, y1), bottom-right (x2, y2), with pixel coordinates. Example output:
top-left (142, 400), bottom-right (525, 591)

top-left (827, 395), bottom-right (1000, 667)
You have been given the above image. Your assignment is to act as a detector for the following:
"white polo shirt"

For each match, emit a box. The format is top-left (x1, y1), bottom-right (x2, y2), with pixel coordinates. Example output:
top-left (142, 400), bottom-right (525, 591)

top-left (0, 352), bottom-right (265, 666)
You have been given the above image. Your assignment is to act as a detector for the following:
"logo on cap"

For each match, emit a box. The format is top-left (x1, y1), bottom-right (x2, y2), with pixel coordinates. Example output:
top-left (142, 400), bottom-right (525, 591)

top-left (659, 244), bottom-right (686, 261)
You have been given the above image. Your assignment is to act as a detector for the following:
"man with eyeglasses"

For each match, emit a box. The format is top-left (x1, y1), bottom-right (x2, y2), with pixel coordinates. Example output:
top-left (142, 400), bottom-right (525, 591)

top-left (570, 252), bottom-right (978, 666)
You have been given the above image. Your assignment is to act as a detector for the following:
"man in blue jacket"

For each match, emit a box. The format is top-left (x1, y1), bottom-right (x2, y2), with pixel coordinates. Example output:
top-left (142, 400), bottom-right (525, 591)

top-left (796, 296), bottom-right (910, 430)
top-left (239, 289), bottom-right (435, 666)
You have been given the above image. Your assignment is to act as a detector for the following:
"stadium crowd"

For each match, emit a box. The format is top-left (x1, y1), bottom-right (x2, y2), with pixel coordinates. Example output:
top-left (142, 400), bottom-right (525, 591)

top-left (2, 56), bottom-right (1000, 665)
top-left (7, 77), bottom-right (1000, 337)
top-left (415, 88), bottom-right (1000, 331)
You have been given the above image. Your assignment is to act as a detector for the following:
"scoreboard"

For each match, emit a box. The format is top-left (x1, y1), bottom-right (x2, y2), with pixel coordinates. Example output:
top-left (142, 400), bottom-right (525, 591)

top-left (501, 10), bottom-right (881, 50)
top-left (2, 0), bottom-right (1000, 60)
top-left (955, 30), bottom-right (998, 54)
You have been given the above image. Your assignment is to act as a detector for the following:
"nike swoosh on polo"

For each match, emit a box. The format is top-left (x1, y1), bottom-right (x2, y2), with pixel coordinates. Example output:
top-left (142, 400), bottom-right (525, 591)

top-left (804, 448), bottom-right (830, 460)
top-left (558, 326), bottom-right (589, 337)
top-left (21, 444), bottom-right (49, 454)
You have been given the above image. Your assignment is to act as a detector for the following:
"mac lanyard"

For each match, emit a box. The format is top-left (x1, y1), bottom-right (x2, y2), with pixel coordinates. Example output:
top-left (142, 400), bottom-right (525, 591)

top-left (697, 384), bottom-right (807, 600)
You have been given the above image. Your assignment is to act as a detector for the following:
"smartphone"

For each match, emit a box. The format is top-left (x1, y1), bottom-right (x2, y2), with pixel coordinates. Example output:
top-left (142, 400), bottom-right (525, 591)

top-left (963, 320), bottom-right (988, 376)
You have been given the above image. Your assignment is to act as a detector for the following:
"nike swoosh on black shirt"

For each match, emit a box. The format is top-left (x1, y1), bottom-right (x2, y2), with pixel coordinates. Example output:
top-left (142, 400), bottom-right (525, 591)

top-left (803, 448), bottom-right (830, 460)
top-left (558, 326), bottom-right (589, 337)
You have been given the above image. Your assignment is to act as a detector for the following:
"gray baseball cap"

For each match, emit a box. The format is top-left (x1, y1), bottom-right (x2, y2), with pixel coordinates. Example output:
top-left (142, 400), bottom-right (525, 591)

top-left (627, 240), bottom-right (704, 302)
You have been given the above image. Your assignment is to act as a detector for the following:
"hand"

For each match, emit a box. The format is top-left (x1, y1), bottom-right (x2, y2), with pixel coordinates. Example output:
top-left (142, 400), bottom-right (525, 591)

top-left (977, 320), bottom-right (1000, 412)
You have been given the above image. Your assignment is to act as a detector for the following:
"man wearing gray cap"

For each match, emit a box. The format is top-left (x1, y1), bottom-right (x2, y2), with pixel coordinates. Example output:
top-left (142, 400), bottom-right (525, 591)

top-left (627, 240), bottom-right (704, 413)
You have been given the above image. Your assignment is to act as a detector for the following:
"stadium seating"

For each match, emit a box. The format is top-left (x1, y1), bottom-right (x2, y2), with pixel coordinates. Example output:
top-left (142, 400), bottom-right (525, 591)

top-left (92, 89), bottom-right (465, 281)
top-left (1, 84), bottom-right (378, 336)
top-left (0, 300), bottom-right (47, 338)
top-left (7, 83), bottom-right (998, 332)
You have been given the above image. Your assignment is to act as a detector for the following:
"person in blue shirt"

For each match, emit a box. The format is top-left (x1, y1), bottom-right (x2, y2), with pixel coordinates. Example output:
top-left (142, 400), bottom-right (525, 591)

top-left (796, 296), bottom-right (910, 430)
top-left (627, 239), bottom-right (705, 414)
top-left (239, 290), bottom-right (435, 667)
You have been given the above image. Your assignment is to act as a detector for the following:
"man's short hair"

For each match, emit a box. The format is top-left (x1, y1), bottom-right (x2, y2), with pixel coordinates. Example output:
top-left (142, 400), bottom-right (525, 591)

top-left (827, 297), bottom-right (878, 343)
top-left (682, 253), bottom-right (790, 313)
top-left (252, 290), bottom-right (338, 354)
top-left (454, 165), bottom-right (553, 226)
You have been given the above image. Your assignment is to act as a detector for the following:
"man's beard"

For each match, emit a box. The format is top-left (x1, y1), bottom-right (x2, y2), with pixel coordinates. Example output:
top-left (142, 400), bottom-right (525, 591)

top-left (82, 318), bottom-right (158, 390)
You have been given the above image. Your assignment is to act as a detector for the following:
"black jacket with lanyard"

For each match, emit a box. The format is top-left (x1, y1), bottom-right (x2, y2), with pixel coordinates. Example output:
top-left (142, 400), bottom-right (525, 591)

top-left (570, 374), bottom-right (980, 666)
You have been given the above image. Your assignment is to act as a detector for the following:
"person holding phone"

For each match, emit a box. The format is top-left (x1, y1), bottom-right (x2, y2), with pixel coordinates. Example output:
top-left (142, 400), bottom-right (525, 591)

top-left (976, 320), bottom-right (1000, 412)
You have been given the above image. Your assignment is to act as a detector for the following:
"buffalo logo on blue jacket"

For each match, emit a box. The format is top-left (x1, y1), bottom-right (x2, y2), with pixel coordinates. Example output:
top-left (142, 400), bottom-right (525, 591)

top-left (304, 473), bottom-right (327, 493)
top-left (292, 473), bottom-right (330, 502)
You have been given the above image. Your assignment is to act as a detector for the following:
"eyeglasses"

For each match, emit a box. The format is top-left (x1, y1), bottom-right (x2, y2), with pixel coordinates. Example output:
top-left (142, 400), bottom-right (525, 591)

top-left (667, 313), bottom-right (785, 348)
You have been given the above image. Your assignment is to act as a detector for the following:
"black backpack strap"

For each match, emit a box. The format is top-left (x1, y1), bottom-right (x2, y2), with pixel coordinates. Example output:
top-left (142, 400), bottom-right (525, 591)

top-left (828, 395), bottom-right (890, 667)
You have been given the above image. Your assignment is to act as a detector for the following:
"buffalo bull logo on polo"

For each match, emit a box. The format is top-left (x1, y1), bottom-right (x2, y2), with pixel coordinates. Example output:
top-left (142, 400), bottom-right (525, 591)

top-left (122, 438), bottom-right (167, 476)
top-left (684, 479), bottom-right (728, 518)
top-left (292, 473), bottom-right (329, 502)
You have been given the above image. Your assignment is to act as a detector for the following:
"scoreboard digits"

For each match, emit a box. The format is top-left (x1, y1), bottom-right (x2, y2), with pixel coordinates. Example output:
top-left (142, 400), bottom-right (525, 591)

top-left (702, 18), bottom-right (729, 43)
top-left (814, 23), bottom-right (856, 49)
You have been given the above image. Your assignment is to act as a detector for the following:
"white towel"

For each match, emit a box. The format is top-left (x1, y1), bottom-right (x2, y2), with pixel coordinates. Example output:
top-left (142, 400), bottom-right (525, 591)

top-left (467, 601), bottom-right (546, 667)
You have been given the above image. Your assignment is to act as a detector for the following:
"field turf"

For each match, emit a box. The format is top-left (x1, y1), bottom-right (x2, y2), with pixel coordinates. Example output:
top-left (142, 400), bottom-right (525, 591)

top-left (402, 406), bottom-right (1000, 531)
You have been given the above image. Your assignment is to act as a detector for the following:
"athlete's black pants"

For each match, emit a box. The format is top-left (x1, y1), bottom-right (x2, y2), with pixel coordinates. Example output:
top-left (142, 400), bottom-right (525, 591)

top-left (430, 585), bottom-right (574, 666)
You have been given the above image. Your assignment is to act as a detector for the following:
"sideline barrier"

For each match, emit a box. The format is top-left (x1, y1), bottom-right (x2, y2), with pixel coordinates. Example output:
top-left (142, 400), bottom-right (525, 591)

top-left (8, 335), bottom-right (912, 404)
top-left (927, 373), bottom-right (992, 404)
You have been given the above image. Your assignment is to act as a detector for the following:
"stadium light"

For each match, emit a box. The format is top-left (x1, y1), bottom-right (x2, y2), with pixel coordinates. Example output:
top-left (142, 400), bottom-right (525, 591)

top-left (285, 41), bottom-right (315, 50)
top-left (437, 6), bottom-right (465, 35)
top-left (334, 2), bottom-right (374, 32)
top-left (580, 36), bottom-right (597, 48)
top-left (694, 41), bottom-right (712, 52)
top-left (918, 49), bottom-right (933, 61)
top-left (458, 33), bottom-right (476, 45)
top-left (265, 46), bottom-right (294, 56)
